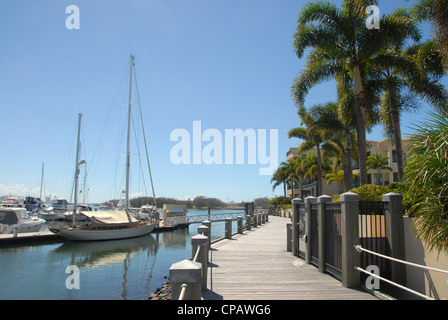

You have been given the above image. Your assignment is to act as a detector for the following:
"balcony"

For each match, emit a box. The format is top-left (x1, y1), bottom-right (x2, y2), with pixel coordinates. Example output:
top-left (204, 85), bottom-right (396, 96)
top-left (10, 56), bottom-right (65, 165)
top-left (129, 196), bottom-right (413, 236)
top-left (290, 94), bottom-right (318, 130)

top-left (286, 148), bottom-right (299, 162)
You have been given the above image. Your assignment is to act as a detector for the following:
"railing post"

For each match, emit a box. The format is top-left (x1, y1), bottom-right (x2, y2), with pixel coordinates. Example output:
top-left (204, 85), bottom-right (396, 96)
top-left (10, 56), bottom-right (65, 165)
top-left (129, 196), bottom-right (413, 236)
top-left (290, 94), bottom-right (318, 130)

top-left (286, 221), bottom-right (292, 252)
top-left (304, 196), bottom-right (316, 264)
top-left (169, 259), bottom-right (202, 300)
top-left (225, 218), bottom-right (232, 239)
top-left (191, 234), bottom-right (208, 291)
top-left (340, 192), bottom-right (360, 288)
top-left (237, 216), bottom-right (244, 234)
top-left (317, 195), bottom-right (332, 273)
top-left (265, 211), bottom-right (269, 222)
top-left (198, 225), bottom-right (210, 262)
top-left (202, 220), bottom-right (211, 247)
top-left (383, 192), bottom-right (407, 287)
top-left (246, 215), bottom-right (252, 231)
top-left (291, 198), bottom-right (303, 257)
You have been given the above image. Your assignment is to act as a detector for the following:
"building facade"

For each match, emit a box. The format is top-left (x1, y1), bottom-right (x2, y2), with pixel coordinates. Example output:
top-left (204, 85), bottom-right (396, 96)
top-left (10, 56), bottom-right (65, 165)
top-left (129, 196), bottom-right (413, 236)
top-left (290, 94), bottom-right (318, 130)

top-left (285, 137), bottom-right (411, 198)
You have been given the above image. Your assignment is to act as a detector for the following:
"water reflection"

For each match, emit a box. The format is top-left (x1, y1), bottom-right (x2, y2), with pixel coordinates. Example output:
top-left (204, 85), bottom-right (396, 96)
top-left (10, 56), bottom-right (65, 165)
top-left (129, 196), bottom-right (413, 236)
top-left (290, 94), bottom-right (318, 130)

top-left (52, 235), bottom-right (157, 270)
top-left (0, 210), bottom-right (242, 299)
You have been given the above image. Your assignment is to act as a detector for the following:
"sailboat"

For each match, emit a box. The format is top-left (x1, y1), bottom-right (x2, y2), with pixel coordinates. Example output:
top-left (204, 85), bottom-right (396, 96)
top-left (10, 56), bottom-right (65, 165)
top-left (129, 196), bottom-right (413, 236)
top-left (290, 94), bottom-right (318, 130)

top-left (55, 56), bottom-right (157, 241)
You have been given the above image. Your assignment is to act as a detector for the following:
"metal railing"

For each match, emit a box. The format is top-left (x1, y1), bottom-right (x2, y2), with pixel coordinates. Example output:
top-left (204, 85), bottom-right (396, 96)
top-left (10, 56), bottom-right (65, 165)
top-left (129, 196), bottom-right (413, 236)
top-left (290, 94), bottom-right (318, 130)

top-left (355, 244), bottom-right (448, 300)
top-left (164, 212), bottom-right (245, 227)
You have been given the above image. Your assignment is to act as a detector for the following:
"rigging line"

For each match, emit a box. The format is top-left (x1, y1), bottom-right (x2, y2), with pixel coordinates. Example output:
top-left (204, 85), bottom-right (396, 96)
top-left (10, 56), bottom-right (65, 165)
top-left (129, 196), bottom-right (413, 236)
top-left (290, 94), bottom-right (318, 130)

top-left (130, 108), bottom-right (149, 198)
top-left (86, 60), bottom-right (129, 179)
top-left (133, 62), bottom-right (157, 208)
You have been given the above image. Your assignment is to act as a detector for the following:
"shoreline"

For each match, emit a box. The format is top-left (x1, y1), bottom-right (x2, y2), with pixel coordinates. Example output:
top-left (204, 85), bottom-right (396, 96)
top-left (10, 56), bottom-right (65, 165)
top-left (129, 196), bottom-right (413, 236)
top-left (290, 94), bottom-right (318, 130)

top-left (148, 281), bottom-right (171, 300)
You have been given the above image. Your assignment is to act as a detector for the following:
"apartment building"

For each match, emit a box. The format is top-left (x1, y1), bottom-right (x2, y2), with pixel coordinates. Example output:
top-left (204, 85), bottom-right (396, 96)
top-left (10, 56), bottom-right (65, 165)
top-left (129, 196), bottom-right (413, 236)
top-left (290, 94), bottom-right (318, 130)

top-left (285, 137), bottom-right (411, 198)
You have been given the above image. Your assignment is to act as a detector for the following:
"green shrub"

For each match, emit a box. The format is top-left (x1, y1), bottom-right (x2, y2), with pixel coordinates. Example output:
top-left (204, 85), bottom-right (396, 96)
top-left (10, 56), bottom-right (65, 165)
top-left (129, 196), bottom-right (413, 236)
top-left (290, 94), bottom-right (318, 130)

top-left (332, 182), bottom-right (417, 213)
top-left (268, 196), bottom-right (292, 206)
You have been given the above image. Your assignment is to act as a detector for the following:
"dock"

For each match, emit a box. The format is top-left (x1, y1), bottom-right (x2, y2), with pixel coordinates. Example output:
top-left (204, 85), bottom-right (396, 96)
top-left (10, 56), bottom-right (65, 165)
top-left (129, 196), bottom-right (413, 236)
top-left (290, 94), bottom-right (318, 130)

top-left (0, 231), bottom-right (64, 245)
top-left (202, 216), bottom-right (377, 300)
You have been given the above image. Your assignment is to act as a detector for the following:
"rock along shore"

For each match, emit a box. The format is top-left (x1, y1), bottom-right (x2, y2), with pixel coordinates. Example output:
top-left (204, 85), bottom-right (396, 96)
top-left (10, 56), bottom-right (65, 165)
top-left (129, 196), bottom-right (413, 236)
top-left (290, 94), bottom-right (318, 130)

top-left (148, 281), bottom-right (171, 300)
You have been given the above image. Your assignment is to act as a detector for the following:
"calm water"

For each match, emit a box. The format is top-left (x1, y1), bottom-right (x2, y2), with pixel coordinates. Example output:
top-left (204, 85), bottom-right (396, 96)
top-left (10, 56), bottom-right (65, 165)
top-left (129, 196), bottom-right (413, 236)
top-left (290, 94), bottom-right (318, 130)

top-left (0, 209), bottom-right (243, 300)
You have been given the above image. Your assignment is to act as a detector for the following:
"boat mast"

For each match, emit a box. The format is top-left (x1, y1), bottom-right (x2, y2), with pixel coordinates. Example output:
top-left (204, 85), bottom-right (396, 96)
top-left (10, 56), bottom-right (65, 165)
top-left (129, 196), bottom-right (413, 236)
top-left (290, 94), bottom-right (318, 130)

top-left (125, 55), bottom-right (134, 212)
top-left (39, 163), bottom-right (44, 202)
top-left (73, 113), bottom-right (83, 224)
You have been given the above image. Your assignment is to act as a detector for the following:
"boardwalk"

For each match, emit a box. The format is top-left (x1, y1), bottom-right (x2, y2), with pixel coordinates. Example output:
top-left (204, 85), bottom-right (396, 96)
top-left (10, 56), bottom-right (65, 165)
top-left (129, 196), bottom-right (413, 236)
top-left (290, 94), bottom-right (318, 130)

top-left (202, 215), bottom-right (377, 300)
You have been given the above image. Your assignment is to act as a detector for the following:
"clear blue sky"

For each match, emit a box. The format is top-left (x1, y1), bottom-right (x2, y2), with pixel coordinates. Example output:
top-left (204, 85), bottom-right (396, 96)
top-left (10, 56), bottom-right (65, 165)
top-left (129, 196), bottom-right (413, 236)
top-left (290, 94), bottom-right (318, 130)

top-left (0, 0), bottom-right (440, 204)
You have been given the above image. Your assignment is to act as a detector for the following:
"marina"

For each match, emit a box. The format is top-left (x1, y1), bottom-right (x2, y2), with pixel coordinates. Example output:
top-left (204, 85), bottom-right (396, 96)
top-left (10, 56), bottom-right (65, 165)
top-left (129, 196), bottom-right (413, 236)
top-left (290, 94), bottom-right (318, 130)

top-left (0, 209), bottom-right (243, 300)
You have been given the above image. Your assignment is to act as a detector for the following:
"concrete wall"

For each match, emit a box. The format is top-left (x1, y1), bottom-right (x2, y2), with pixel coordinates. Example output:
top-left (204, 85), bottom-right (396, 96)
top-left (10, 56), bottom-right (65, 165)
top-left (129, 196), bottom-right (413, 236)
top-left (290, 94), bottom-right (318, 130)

top-left (404, 217), bottom-right (448, 300)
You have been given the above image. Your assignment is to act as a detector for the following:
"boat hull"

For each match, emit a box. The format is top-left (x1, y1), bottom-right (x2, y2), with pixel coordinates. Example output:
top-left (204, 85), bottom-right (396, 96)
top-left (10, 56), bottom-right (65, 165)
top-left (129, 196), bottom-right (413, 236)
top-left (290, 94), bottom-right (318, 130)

top-left (0, 220), bottom-right (45, 234)
top-left (56, 223), bottom-right (155, 241)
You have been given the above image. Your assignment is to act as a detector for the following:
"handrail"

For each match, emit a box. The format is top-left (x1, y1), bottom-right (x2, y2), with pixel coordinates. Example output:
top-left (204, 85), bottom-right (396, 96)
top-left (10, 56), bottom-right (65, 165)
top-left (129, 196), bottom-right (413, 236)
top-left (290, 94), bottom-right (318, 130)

top-left (193, 244), bottom-right (201, 262)
top-left (355, 245), bottom-right (448, 275)
top-left (355, 266), bottom-right (435, 300)
top-left (179, 283), bottom-right (188, 300)
top-left (355, 244), bottom-right (448, 300)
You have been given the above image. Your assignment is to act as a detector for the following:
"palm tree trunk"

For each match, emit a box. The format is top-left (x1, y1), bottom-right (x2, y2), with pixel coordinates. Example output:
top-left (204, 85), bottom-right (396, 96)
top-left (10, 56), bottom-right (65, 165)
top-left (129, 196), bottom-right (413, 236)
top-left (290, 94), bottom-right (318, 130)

top-left (345, 128), bottom-right (353, 191)
top-left (316, 145), bottom-right (322, 196)
top-left (353, 63), bottom-right (368, 185)
top-left (283, 181), bottom-right (286, 198)
top-left (389, 91), bottom-right (404, 181)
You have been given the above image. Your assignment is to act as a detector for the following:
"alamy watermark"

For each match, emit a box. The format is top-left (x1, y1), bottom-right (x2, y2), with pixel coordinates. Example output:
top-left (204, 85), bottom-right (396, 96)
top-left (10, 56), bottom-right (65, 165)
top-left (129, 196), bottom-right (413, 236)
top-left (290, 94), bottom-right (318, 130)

top-left (169, 121), bottom-right (278, 176)
top-left (365, 265), bottom-right (380, 290)
top-left (65, 265), bottom-right (80, 290)
top-left (366, 5), bottom-right (380, 30)
top-left (66, 5), bottom-right (80, 30)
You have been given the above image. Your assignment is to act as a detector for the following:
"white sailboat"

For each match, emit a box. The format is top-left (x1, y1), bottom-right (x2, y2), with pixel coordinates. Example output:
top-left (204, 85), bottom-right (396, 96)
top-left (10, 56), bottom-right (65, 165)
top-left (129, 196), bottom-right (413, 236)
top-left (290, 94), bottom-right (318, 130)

top-left (55, 56), bottom-right (156, 241)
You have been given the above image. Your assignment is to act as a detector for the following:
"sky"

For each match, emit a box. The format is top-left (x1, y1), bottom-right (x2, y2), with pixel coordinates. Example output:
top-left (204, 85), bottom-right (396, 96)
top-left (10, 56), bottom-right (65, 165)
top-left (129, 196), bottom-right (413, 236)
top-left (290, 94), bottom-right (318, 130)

top-left (0, 0), bottom-right (443, 204)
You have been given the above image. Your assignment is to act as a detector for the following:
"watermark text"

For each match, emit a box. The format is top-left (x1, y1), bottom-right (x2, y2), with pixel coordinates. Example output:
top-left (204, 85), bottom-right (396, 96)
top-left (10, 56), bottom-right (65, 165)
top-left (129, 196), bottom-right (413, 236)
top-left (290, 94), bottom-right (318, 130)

top-left (170, 121), bottom-right (278, 176)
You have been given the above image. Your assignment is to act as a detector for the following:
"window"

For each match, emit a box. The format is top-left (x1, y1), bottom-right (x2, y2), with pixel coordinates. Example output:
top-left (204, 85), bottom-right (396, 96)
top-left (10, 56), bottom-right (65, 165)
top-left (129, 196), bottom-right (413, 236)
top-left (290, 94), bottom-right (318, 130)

top-left (393, 172), bottom-right (399, 182)
top-left (374, 173), bottom-right (383, 186)
top-left (392, 150), bottom-right (397, 162)
top-left (353, 175), bottom-right (360, 187)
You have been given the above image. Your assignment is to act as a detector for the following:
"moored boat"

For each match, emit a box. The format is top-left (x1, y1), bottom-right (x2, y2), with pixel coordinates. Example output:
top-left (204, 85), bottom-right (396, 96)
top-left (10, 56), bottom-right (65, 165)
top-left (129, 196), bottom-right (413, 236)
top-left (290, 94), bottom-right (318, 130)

top-left (0, 207), bottom-right (46, 234)
top-left (54, 56), bottom-right (157, 241)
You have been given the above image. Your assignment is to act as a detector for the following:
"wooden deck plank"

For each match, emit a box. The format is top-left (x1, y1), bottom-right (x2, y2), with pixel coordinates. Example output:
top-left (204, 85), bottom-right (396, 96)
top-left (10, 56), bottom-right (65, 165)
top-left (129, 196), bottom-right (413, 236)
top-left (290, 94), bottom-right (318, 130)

top-left (202, 216), bottom-right (377, 300)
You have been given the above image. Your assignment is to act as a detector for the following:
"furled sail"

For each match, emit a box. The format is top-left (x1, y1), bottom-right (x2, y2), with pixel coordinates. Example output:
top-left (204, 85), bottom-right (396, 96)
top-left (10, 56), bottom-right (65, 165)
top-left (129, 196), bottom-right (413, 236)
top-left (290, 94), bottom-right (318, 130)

top-left (80, 211), bottom-right (138, 227)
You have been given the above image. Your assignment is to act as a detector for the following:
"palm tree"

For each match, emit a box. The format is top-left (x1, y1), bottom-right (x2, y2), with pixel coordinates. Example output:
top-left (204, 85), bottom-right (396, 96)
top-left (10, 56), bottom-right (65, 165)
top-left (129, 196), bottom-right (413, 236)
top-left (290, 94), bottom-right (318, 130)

top-left (301, 152), bottom-right (319, 184)
top-left (413, 0), bottom-right (448, 70)
top-left (309, 101), bottom-right (359, 191)
top-left (301, 151), bottom-right (333, 187)
top-left (367, 37), bottom-right (448, 181)
top-left (286, 159), bottom-right (305, 198)
top-left (292, 0), bottom-right (420, 186)
top-left (325, 170), bottom-right (346, 194)
top-left (288, 108), bottom-right (326, 196)
top-left (326, 169), bottom-right (360, 194)
top-left (271, 162), bottom-right (289, 197)
top-left (367, 152), bottom-right (392, 185)
top-left (406, 111), bottom-right (448, 251)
